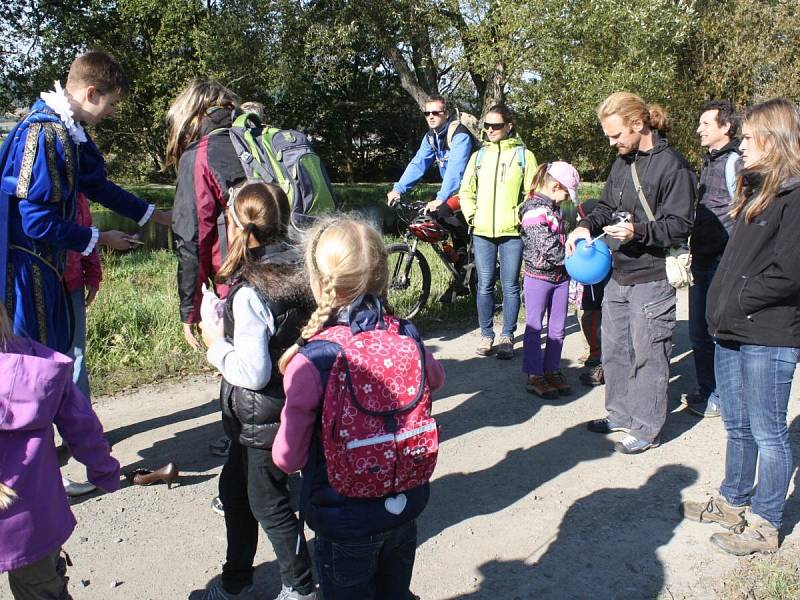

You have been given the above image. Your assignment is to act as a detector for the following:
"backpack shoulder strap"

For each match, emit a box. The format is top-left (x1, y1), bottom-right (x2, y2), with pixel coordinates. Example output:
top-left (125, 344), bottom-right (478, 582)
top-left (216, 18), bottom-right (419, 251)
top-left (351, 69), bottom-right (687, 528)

top-left (516, 146), bottom-right (526, 171)
top-left (725, 151), bottom-right (740, 200)
top-left (445, 121), bottom-right (460, 149)
top-left (229, 114), bottom-right (275, 183)
top-left (630, 162), bottom-right (656, 222)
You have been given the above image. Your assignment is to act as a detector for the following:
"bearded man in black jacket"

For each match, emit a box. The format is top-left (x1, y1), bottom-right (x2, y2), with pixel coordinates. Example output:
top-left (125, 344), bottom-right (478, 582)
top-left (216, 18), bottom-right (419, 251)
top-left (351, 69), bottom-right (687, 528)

top-left (567, 92), bottom-right (695, 455)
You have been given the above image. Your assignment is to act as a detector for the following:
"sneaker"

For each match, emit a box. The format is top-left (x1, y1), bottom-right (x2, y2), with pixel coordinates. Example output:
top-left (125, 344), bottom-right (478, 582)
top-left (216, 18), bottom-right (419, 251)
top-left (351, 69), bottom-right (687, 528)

top-left (710, 511), bottom-right (779, 556)
top-left (202, 583), bottom-right (254, 599)
top-left (544, 370), bottom-right (572, 396)
top-left (62, 476), bottom-right (96, 497)
top-left (274, 586), bottom-right (317, 600)
top-left (209, 436), bottom-right (232, 457)
top-left (586, 418), bottom-right (630, 434)
top-left (495, 335), bottom-right (513, 360)
top-left (526, 375), bottom-right (558, 399)
top-left (613, 434), bottom-right (660, 454)
top-left (680, 495), bottom-right (746, 529)
top-left (680, 391), bottom-right (705, 406)
top-left (475, 336), bottom-right (494, 356)
top-left (686, 399), bottom-right (721, 418)
top-left (579, 364), bottom-right (604, 387)
top-left (211, 496), bottom-right (225, 516)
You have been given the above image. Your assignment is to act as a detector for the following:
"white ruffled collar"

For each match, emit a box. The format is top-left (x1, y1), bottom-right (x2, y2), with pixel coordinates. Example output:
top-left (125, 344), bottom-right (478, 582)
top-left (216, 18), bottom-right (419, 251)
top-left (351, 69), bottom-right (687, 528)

top-left (39, 81), bottom-right (87, 144)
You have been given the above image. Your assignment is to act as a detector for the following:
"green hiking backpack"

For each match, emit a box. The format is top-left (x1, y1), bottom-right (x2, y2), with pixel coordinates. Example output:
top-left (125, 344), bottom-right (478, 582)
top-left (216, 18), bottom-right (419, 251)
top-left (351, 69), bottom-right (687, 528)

top-left (228, 112), bottom-right (338, 228)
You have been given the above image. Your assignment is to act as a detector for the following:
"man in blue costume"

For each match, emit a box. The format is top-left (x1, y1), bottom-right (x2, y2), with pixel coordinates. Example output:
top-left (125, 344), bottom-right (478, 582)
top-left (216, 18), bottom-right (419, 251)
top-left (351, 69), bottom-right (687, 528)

top-left (0, 51), bottom-right (171, 354)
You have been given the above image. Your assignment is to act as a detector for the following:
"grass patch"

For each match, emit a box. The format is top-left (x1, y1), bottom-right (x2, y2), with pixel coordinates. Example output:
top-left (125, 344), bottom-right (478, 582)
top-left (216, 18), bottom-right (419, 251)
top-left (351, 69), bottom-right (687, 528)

top-left (721, 553), bottom-right (800, 600)
top-left (86, 249), bottom-right (209, 396)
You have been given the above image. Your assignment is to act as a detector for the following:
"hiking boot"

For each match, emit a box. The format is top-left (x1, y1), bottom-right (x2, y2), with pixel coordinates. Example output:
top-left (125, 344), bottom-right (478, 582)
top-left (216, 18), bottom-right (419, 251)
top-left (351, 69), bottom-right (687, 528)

top-left (526, 375), bottom-right (558, 399)
top-left (586, 418), bottom-right (630, 434)
top-left (680, 495), bottom-right (746, 529)
top-left (274, 585), bottom-right (317, 600)
top-left (579, 364), bottom-right (604, 386)
top-left (476, 336), bottom-right (494, 356)
top-left (544, 370), bottom-right (572, 396)
top-left (495, 335), bottom-right (514, 360)
top-left (687, 398), bottom-right (721, 419)
top-left (209, 436), bottom-right (232, 457)
top-left (614, 434), bottom-right (660, 454)
top-left (710, 511), bottom-right (779, 556)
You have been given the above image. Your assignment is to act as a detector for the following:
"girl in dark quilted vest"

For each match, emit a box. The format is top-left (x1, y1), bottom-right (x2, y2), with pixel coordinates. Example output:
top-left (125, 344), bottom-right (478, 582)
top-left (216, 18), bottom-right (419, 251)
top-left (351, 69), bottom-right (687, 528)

top-left (198, 182), bottom-right (316, 600)
top-left (273, 217), bottom-right (445, 600)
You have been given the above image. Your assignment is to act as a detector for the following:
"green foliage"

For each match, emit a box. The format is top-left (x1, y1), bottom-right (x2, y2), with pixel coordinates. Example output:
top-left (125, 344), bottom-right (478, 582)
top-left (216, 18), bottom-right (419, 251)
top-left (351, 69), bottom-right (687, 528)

top-left (3, 0), bottom-right (800, 185)
top-left (87, 249), bottom-right (208, 395)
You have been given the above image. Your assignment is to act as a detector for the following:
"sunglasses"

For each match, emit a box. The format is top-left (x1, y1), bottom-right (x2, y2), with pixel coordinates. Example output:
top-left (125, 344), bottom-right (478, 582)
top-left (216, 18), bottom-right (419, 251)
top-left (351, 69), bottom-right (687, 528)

top-left (423, 110), bottom-right (445, 116)
top-left (483, 122), bottom-right (507, 131)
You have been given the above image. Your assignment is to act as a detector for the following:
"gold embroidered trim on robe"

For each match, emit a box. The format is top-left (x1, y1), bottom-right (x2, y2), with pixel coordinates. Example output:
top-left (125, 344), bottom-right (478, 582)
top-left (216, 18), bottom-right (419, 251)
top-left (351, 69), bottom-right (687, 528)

top-left (52, 124), bottom-right (74, 196)
top-left (44, 125), bottom-right (61, 204)
top-left (30, 263), bottom-right (49, 344)
top-left (16, 123), bottom-right (42, 199)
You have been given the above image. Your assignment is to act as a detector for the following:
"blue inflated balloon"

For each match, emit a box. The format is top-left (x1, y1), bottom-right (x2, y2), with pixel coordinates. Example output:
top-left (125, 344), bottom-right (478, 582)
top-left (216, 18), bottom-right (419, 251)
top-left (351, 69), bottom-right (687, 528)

top-left (565, 238), bottom-right (612, 284)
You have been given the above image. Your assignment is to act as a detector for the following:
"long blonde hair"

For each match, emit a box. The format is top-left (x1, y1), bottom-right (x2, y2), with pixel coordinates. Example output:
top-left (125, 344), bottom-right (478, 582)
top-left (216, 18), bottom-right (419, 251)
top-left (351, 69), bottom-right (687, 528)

top-left (0, 306), bottom-right (15, 509)
top-left (731, 98), bottom-right (800, 223)
top-left (216, 182), bottom-right (289, 284)
top-left (164, 77), bottom-right (239, 169)
top-left (597, 92), bottom-right (671, 135)
top-left (278, 217), bottom-right (388, 373)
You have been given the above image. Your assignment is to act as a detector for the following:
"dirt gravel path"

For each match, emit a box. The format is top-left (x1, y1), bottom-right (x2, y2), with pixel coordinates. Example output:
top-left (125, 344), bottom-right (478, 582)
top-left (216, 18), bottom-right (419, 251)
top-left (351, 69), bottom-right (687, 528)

top-left (6, 291), bottom-right (800, 600)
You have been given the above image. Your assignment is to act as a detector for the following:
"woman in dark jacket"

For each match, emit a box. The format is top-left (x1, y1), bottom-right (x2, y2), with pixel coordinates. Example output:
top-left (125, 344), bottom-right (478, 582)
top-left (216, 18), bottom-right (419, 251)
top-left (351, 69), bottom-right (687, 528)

top-left (199, 182), bottom-right (316, 600)
top-left (681, 99), bottom-right (800, 556)
top-left (164, 77), bottom-right (246, 350)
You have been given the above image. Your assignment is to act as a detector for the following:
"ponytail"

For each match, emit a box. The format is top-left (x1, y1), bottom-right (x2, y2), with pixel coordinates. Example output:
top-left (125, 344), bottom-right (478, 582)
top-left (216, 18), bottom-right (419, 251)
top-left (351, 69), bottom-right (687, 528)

top-left (648, 104), bottom-right (671, 135)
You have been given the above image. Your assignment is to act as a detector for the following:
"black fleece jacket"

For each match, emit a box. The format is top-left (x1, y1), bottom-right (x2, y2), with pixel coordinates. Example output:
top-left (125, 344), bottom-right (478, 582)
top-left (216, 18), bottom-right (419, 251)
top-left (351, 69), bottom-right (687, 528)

top-left (578, 133), bottom-right (696, 285)
top-left (707, 177), bottom-right (800, 347)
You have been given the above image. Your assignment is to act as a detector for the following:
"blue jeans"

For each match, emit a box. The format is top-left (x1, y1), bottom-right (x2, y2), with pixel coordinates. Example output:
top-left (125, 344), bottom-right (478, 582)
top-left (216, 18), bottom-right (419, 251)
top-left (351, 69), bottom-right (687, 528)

top-left (315, 520), bottom-right (417, 600)
top-left (688, 256), bottom-right (721, 402)
top-left (472, 235), bottom-right (523, 339)
top-left (716, 342), bottom-right (799, 529)
top-left (68, 287), bottom-right (91, 401)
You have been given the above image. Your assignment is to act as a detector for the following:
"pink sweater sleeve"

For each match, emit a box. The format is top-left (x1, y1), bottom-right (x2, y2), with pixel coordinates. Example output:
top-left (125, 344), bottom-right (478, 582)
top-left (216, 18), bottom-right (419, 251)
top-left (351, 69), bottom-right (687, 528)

top-left (424, 347), bottom-right (445, 392)
top-left (272, 354), bottom-right (323, 474)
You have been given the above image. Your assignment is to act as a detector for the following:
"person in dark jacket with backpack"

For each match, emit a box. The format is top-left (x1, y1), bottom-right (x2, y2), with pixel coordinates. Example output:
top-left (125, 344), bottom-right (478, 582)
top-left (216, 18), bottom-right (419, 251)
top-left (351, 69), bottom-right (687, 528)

top-left (165, 77), bottom-right (246, 351)
top-left (199, 182), bottom-right (316, 600)
top-left (567, 92), bottom-right (695, 455)
top-left (274, 217), bottom-right (445, 600)
top-left (682, 100), bottom-right (741, 418)
top-left (681, 98), bottom-right (800, 556)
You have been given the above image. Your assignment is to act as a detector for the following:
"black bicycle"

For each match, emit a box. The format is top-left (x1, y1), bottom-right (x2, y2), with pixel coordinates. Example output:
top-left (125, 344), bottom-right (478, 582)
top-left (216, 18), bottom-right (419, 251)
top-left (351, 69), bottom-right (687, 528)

top-left (386, 201), bottom-right (475, 319)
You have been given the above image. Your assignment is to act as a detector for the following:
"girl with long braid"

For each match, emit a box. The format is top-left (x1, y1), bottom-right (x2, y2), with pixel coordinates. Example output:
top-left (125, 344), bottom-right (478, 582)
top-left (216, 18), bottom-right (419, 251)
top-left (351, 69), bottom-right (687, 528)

top-left (273, 217), bottom-right (445, 600)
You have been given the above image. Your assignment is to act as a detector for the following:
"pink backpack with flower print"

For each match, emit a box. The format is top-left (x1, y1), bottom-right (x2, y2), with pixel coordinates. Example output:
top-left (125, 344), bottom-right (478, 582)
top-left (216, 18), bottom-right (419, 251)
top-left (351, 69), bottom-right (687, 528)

top-left (309, 315), bottom-right (439, 498)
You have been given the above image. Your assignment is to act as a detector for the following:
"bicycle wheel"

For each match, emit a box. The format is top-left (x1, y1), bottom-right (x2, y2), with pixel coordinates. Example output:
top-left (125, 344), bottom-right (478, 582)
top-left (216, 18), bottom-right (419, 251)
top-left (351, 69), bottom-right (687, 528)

top-left (387, 243), bottom-right (431, 319)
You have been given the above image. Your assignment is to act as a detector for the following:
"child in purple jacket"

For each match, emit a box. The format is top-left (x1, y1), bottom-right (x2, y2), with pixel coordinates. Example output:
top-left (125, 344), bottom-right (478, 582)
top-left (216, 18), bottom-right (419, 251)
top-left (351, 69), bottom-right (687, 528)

top-left (0, 305), bottom-right (120, 599)
top-left (519, 161), bottom-right (580, 399)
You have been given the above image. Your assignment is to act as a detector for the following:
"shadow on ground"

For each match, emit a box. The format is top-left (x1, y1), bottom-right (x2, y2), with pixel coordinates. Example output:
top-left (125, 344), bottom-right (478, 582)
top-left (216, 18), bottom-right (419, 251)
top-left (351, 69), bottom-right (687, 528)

top-left (445, 464), bottom-right (698, 599)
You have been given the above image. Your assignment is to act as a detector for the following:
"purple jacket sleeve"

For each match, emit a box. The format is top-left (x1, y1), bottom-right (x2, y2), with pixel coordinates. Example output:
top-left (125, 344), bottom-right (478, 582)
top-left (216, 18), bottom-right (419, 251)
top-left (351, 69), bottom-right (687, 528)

top-left (54, 382), bottom-right (120, 493)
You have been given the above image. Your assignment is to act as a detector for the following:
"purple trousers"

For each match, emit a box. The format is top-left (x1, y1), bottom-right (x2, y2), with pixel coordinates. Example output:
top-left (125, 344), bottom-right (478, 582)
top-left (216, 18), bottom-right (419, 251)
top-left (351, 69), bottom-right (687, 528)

top-left (523, 275), bottom-right (570, 375)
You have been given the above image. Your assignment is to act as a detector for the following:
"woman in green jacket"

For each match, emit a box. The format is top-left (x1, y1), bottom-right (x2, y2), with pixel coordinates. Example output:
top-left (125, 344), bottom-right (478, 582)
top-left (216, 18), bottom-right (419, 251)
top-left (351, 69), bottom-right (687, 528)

top-left (459, 104), bottom-right (537, 358)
